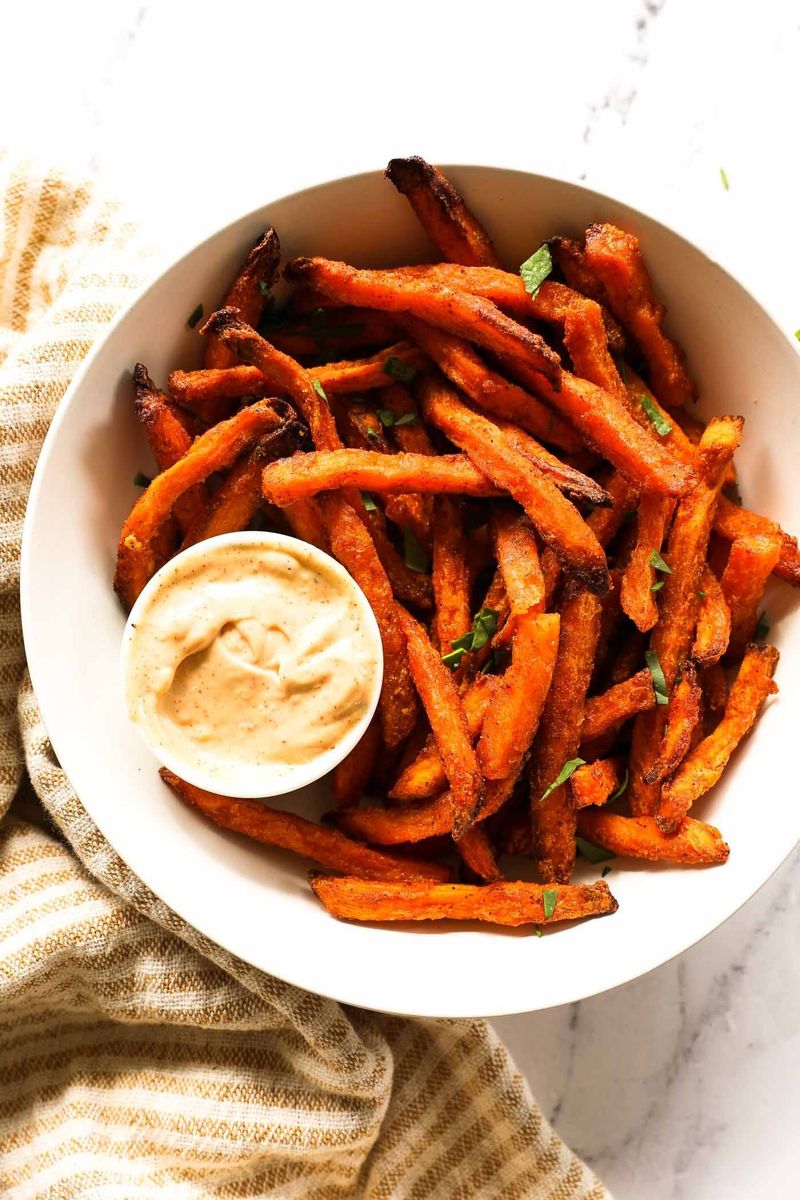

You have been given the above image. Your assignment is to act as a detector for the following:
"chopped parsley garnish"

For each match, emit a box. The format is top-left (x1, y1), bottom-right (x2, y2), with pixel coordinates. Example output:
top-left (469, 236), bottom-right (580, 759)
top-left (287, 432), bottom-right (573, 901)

top-left (366, 428), bottom-right (380, 443)
top-left (602, 865), bottom-right (612, 878)
top-left (441, 607), bottom-right (499, 669)
top-left (698, 590), bottom-right (707, 599)
top-left (186, 303), bottom-right (204, 328)
top-left (384, 356), bottom-right (417, 383)
top-left (375, 408), bottom-right (419, 429)
top-left (651, 580), bottom-right (665, 592)
top-left (754, 611), bottom-right (770, 641)
top-left (133, 472), bottom-right (151, 488)
top-left (312, 378), bottom-right (329, 404)
top-left (649, 549), bottom-right (672, 574)
top-left (403, 526), bottom-right (429, 574)
top-left (609, 768), bottom-right (629, 803)
top-left (720, 167), bottom-right (730, 190)
top-left (645, 649), bottom-right (669, 705)
top-left (480, 646), bottom-right (511, 675)
top-left (575, 835), bottom-right (615, 864)
top-left (360, 491), bottom-right (377, 512)
top-left (534, 925), bottom-right (543, 938)
top-left (795, 330), bottom-right (800, 342)
top-left (542, 888), bottom-right (557, 920)
top-left (640, 394), bottom-right (672, 437)
top-left (519, 243), bottom-right (553, 299)
top-left (258, 279), bottom-right (272, 297)
top-left (539, 758), bottom-right (586, 804)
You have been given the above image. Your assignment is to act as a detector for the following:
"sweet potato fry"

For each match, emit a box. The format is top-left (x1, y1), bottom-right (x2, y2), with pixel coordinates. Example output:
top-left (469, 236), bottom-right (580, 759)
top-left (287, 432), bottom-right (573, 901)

top-left (576, 810), bottom-right (729, 865)
top-left (337, 774), bottom-right (516, 845)
top-left (283, 496), bottom-right (330, 552)
top-left (269, 308), bottom-right (399, 359)
top-left (132, 364), bottom-right (207, 535)
top-left (487, 416), bottom-right (612, 508)
top-left (644, 661), bottom-right (702, 784)
top-left (432, 496), bottom-right (470, 651)
top-left (584, 223), bottom-right (697, 408)
top-left (169, 364), bottom-right (270, 408)
top-left (701, 661), bottom-right (729, 714)
top-left (360, 505), bottom-right (433, 610)
top-left (720, 533), bottom-right (782, 658)
top-left (478, 612), bottom-right (560, 781)
top-left (714, 495), bottom-right (800, 588)
top-left (570, 757), bottom-right (624, 810)
top-left (204, 228), bottom-right (281, 372)
top-left (309, 874), bottom-right (618, 927)
top-left (621, 366), bottom-right (696, 464)
top-left (385, 156), bottom-right (500, 267)
top-left (379, 383), bottom-right (435, 455)
top-left (284, 257), bottom-right (562, 386)
top-left (549, 236), bottom-right (624, 347)
top-left (620, 493), bottom-right (675, 633)
top-left (530, 585), bottom-right (602, 882)
top-left (262, 449), bottom-right (499, 505)
top-left (581, 668), bottom-right (657, 743)
top-left (490, 507), bottom-right (546, 637)
top-left (332, 717), bottom-right (382, 809)
top-left (114, 398), bottom-right (286, 609)
top-left (456, 826), bottom-right (504, 883)
top-left (319, 492), bottom-right (418, 747)
top-left (396, 606), bottom-right (484, 839)
top-left (398, 315), bottom-right (580, 452)
top-left (389, 675), bottom-right (498, 802)
top-left (628, 416), bottom-right (743, 814)
top-left (161, 769), bottom-right (448, 882)
top-left (692, 564), bottom-right (731, 665)
top-left (586, 470), bottom-right (638, 550)
top-left (420, 378), bottom-right (610, 594)
top-left (658, 644), bottom-right (779, 829)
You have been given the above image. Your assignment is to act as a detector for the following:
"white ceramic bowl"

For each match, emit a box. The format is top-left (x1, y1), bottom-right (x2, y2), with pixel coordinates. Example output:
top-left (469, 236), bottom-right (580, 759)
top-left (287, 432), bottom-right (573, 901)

top-left (121, 531), bottom-right (384, 798)
top-left (20, 166), bottom-right (800, 1017)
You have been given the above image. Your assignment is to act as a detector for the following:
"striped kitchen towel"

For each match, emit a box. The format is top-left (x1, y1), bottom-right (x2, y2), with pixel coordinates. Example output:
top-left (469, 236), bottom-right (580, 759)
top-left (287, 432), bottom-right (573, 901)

top-left (0, 154), bottom-right (610, 1199)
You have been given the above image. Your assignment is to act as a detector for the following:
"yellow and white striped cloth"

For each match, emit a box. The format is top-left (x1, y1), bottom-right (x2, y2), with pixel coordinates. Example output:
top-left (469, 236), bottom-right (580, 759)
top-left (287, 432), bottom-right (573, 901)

top-left (0, 155), bottom-right (610, 1199)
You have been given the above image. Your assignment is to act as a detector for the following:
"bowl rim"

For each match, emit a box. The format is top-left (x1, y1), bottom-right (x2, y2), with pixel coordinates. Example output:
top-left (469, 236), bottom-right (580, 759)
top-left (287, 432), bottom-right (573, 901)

top-left (19, 163), bottom-right (800, 1017)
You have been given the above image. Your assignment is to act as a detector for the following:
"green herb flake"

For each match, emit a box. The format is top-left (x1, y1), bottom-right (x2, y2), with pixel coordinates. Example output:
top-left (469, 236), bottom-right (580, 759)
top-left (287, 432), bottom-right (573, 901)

top-left (794, 330), bottom-right (800, 342)
top-left (441, 607), bottom-right (500, 669)
top-left (720, 167), bottom-right (730, 190)
top-left (384, 356), bottom-right (417, 383)
top-left (754, 611), bottom-right (771, 641)
top-left (393, 411), bottom-right (418, 427)
top-left (539, 758), bottom-right (586, 804)
top-left (534, 925), bottom-right (543, 938)
top-left (366, 428), bottom-right (380, 443)
top-left (698, 590), bottom-right (707, 599)
top-left (519, 243), bottom-right (553, 299)
top-left (609, 767), bottom-right (629, 803)
top-left (480, 646), bottom-right (511, 675)
top-left (258, 279), bottom-right (272, 297)
top-left (645, 649), bottom-right (669, 705)
top-left (602, 865), bottom-right (612, 878)
top-left (360, 491), bottom-right (377, 512)
top-left (651, 580), bottom-right (665, 592)
top-left (575, 835), bottom-right (615, 864)
top-left (133, 472), bottom-right (151, 488)
top-left (375, 408), bottom-right (396, 428)
top-left (186, 303), bottom-right (204, 329)
top-left (404, 526), bottom-right (429, 574)
top-left (312, 378), bottom-right (329, 404)
top-left (640, 394), bottom-right (672, 437)
top-left (649, 549), bottom-right (672, 574)
top-left (542, 888), bottom-right (557, 921)
top-left (442, 648), bottom-right (466, 669)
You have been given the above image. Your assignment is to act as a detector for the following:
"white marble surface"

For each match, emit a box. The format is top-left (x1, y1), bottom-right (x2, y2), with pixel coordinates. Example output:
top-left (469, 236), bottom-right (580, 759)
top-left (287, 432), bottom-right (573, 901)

top-left (4, 1), bottom-right (800, 1195)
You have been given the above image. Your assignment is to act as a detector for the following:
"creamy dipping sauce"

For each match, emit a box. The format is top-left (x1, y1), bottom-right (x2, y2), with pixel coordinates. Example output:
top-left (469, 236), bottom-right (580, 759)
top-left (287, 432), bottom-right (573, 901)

top-left (123, 534), bottom-right (382, 796)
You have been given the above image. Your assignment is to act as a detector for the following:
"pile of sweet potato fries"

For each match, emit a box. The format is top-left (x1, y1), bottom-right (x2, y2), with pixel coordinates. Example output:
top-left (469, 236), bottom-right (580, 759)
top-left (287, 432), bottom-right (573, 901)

top-left (115, 156), bottom-right (792, 932)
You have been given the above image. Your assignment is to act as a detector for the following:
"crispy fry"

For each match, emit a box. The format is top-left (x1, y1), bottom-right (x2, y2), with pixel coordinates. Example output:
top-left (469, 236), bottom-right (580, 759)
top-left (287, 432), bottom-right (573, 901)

top-left (621, 366), bottom-right (697, 464)
top-left (570, 757), bottom-right (624, 810)
top-left (398, 315), bottom-right (581, 452)
top-left (488, 416), bottom-right (612, 508)
top-left (161, 769), bottom-right (449, 881)
top-left (204, 228), bottom-right (281, 372)
top-left (269, 308), bottom-right (399, 359)
top-left (628, 417), bottom-right (743, 814)
top-left (389, 675), bottom-right (498, 802)
top-left (620, 493), bottom-right (675, 632)
top-left (169, 364), bottom-right (270, 407)
top-left (432, 496), bottom-right (470, 651)
top-left (283, 496), bottom-right (330, 551)
top-left (720, 533), bottom-right (782, 658)
top-left (584, 223), bottom-right (697, 408)
top-left (576, 810), bottom-right (729, 865)
top-left (332, 717), bottom-right (382, 809)
top-left (115, 399), bottom-right (285, 609)
top-left (491, 507), bottom-right (546, 638)
top-left (262, 449), bottom-right (499, 504)
top-left (132, 364), bottom-right (207, 535)
top-left (379, 383), bottom-right (435, 455)
top-left (420, 377), bottom-right (610, 594)
top-left (360, 505), bottom-right (433, 610)
top-left (714, 495), bottom-right (800, 588)
top-left (396, 606), bottom-right (484, 839)
top-left (644, 661), bottom-right (702, 784)
top-left (581, 668), bottom-right (657, 743)
top-left (386, 156), bottom-right (500, 267)
top-left (658, 645), bottom-right (779, 829)
top-left (530, 586), bottom-right (602, 882)
top-left (457, 826), bottom-right (504, 883)
top-left (309, 873), bottom-right (618, 926)
top-left (309, 874), bottom-right (618, 926)
top-left (477, 611), bottom-right (560, 781)
top-left (702, 661), bottom-right (729, 714)
top-left (284, 257), bottom-right (562, 386)
top-left (319, 492), bottom-right (418, 746)
top-left (692, 564), bottom-right (731, 665)
top-left (586, 470), bottom-right (638, 549)
top-left (549, 236), bottom-right (625, 348)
